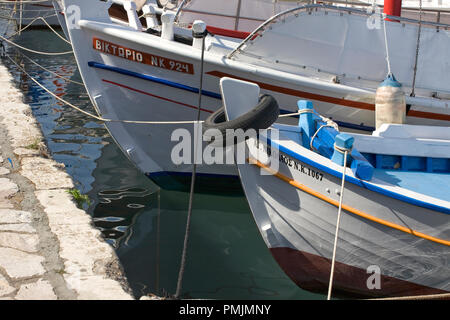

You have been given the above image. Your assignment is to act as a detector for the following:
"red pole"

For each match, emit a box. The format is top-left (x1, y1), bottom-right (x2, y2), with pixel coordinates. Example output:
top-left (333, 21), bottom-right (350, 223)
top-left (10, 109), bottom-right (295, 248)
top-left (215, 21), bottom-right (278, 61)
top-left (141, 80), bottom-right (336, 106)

top-left (384, 0), bottom-right (402, 19)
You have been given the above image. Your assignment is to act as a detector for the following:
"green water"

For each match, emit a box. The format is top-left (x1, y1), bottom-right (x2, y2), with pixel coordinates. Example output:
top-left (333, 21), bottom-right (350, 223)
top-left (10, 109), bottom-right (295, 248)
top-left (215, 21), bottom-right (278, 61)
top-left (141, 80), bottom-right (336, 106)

top-left (2, 29), bottom-right (323, 300)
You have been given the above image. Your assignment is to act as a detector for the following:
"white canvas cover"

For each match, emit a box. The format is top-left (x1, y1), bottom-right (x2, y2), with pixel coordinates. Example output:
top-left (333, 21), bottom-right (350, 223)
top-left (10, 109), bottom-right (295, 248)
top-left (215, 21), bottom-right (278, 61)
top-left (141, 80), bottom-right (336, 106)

top-left (178, 0), bottom-right (305, 31)
top-left (234, 10), bottom-right (450, 94)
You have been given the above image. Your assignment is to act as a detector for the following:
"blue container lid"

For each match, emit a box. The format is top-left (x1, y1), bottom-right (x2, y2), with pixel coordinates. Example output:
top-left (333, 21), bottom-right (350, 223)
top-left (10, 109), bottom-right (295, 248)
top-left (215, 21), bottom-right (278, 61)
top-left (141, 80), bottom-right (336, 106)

top-left (379, 73), bottom-right (402, 88)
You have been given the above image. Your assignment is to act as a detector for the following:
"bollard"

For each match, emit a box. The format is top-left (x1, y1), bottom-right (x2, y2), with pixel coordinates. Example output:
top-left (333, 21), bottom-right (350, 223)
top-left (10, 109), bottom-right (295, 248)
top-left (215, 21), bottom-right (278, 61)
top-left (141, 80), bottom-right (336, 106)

top-left (297, 100), bottom-right (315, 148)
top-left (123, 0), bottom-right (143, 31)
top-left (192, 20), bottom-right (207, 49)
top-left (161, 12), bottom-right (175, 41)
top-left (142, 4), bottom-right (158, 29)
top-left (331, 133), bottom-right (354, 167)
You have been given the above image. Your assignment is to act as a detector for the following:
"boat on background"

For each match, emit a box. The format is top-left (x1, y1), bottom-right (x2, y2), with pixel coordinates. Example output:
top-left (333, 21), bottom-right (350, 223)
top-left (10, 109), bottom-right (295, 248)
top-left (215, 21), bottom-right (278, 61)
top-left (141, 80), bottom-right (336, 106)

top-left (62, 0), bottom-right (450, 192)
top-left (2, 0), bottom-right (60, 28)
top-left (220, 77), bottom-right (450, 298)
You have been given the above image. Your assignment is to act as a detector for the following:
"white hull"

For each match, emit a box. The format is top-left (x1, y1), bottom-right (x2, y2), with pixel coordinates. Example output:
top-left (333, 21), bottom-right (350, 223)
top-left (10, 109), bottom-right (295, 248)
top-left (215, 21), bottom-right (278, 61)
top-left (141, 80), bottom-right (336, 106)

top-left (63, 0), bottom-right (450, 190)
top-left (238, 142), bottom-right (449, 297)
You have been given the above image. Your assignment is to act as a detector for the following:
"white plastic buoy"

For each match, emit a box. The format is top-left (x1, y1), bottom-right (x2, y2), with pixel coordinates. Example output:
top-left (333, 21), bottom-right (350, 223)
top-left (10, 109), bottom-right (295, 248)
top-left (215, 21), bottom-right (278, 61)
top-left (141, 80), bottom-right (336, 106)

top-left (375, 74), bottom-right (406, 130)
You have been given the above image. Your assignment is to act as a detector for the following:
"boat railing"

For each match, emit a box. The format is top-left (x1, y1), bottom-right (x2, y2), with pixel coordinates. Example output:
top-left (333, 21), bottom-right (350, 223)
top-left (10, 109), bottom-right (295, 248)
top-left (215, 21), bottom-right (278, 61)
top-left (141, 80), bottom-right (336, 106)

top-left (174, 0), bottom-right (189, 22)
top-left (227, 3), bottom-right (450, 59)
top-left (315, 0), bottom-right (450, 27)
top-left (170, 0), bottom-right (450, 28)
top-left (310, 0), bottom-right (450, 14)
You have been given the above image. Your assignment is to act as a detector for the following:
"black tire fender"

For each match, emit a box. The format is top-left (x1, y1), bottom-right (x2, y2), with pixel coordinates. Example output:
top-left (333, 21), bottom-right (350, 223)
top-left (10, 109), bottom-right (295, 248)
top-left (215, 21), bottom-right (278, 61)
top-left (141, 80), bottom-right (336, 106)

top-left (202, 94), bottom-right (279, 147)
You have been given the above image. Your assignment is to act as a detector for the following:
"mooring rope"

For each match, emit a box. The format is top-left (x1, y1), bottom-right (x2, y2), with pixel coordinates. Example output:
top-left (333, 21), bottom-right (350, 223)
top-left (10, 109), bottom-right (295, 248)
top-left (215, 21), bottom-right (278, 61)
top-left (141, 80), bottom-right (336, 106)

top-left (327, 147), bottom-right (350, 300)
top-left (4, 52), bottom-right (204, 124)
top-left (310, 123), bottom-right (336, 152)
top-left (36, 15), bottom-right (70, 44)
top-left (0, 32), bottom-right (73, 55)
top-left (4, 49), bottom-right (301, 126)
top-left (174, 28), bottom-right (207, 300)
top-left (278, 109), bottom-right (315, 118)
top-left (19, 51), bottom-right (84, 85)
top-left (5, 15), bottom-right (69, 44)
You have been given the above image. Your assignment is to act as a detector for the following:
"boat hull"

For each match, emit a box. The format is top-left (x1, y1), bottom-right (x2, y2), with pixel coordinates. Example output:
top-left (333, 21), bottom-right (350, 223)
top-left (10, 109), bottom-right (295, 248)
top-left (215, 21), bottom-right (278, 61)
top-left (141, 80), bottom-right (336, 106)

top-left (270, 247), bottom-right (448, 298)
top-left (64, 0), bottom-right (450, 192)
top-left (237, 139), bottom-right (450, 298)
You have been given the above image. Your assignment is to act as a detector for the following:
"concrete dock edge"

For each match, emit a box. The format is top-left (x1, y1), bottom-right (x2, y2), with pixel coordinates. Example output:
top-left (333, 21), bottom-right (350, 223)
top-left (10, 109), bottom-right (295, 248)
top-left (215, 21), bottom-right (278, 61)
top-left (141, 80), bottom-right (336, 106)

top-left (0, 61), bottom-right (134, 300)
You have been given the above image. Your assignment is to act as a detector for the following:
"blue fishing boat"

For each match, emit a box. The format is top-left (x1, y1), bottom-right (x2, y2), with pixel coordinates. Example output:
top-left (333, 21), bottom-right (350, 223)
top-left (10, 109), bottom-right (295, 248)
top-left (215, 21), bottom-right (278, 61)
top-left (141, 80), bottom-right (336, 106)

top-left (220, 77), bottom-right (449, 298)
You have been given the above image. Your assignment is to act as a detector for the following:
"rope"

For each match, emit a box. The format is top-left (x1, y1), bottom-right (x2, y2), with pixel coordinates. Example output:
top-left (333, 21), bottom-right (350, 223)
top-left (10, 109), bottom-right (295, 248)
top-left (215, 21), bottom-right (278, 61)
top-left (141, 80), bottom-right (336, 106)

top-left (0, 32), bottom-right (73, 55)
top-left (411, 0), bottom-right (423, 97)
top-left (4, 49), bottom-right (308, 125)
top-left (382, 12), bottom-right (392, 76)
top-left (333, 143), bottom-right (353, 154)
top-left (19, 51), bottom-right (84, 85)
top-left (282, 108), bottom-right (339, 151)
top-left (5, 15), bottom-right (69, 44)
top-left (278, 109), bottom-right (315, 118)
top-left (368, 292), bottom-right (450, 300)
top-left (327, 148), bottom-right (350, 300)
top-left (174, 31), bottom-right (206, 300)
top-left (4, 52), bottom-right (204, 125)
top-left (309, 113), bottom-right (339, 152)
top-left (37, 16), bottom-right (70, 44)
top-left (310, 123), bottom-right (334, 152)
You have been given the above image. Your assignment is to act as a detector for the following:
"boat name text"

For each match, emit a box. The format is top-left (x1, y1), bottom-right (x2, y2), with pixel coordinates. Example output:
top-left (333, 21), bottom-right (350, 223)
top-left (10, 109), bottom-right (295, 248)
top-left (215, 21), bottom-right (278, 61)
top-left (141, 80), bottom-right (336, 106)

top-left (93, 38), bottom-right (194, 74)
top-left (279, 153), bottom-right (324, 181)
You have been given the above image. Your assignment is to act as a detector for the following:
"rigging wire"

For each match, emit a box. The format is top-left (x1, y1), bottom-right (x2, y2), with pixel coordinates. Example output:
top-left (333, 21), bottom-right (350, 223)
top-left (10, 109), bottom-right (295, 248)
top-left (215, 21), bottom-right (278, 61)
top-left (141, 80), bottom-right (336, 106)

top-left (411, 0), bottom-right (423, 97)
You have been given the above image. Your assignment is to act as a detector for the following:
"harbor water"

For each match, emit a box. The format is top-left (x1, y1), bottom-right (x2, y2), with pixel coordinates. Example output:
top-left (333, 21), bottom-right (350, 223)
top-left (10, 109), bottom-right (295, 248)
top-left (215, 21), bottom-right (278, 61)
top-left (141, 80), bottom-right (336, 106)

top-left (3, 29), bottom-right (322, 300)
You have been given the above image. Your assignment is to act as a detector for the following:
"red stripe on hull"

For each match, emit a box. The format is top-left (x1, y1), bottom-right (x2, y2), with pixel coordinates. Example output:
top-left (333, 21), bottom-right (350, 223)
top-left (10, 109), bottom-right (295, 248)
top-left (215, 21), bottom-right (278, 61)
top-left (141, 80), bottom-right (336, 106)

top-left (206, 71), bottom-right (450, 122)
top-left (270, 247), bottom-right (449, 299)
top-left (102, 79), bottom-right (214, 114)
top-left (206, 26), bottom-right (251, 40)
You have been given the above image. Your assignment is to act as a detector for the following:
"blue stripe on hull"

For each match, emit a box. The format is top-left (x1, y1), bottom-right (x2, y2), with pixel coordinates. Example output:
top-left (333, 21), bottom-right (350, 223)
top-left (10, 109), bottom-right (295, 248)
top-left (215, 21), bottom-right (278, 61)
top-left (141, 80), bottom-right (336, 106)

top-left (88, 61), bottom-right (222, 99)
top-left (88, 61), bottom-right (373, 132)
top-left (268, 138), bottom-right (450, 215)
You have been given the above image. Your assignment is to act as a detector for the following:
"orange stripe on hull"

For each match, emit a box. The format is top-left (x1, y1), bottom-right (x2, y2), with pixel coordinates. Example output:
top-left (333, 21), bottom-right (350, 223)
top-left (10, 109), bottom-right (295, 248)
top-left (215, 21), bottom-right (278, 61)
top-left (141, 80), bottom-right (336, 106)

top-left (249, 158), bottom-right (450, 247)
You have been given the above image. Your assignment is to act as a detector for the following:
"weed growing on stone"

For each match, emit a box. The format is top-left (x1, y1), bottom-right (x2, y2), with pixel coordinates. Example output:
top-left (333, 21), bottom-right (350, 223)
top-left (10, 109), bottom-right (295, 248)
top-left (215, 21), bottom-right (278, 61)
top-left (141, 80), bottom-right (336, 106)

top-left (66, 188), bottom-right (91, 209)
top-left (25, 138), bottom-right (41, 150)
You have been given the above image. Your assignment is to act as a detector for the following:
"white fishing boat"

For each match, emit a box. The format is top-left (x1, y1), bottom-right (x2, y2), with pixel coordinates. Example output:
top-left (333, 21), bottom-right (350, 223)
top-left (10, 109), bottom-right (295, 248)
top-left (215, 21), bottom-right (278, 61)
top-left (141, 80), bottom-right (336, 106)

top-left (62, 0), bottom-right (450, 192)
top-left (218, 77), bottom-right (450, 298)
top-left (2, 0), bottom-right (60, 28)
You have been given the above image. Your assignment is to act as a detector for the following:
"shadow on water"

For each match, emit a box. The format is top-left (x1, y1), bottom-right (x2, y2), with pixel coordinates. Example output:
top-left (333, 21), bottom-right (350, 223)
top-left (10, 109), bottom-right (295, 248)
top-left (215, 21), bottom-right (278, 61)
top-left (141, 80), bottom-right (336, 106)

top-left (2, 29), bottom-right (323, 300)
